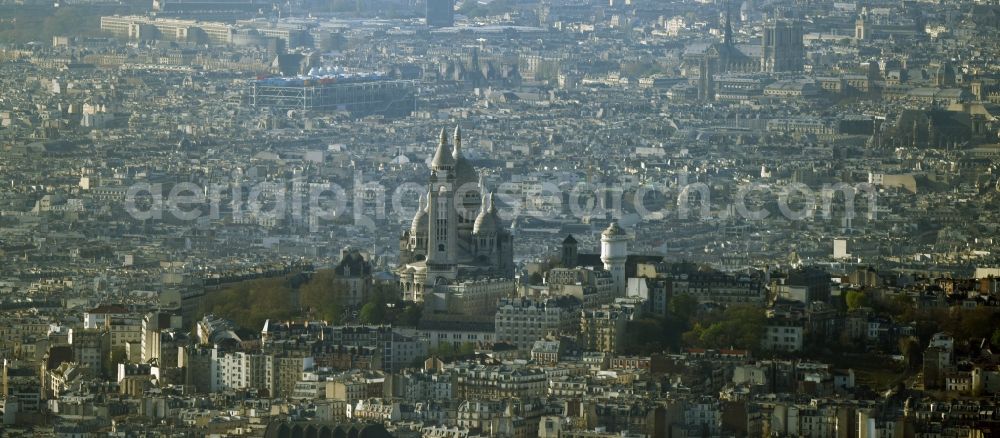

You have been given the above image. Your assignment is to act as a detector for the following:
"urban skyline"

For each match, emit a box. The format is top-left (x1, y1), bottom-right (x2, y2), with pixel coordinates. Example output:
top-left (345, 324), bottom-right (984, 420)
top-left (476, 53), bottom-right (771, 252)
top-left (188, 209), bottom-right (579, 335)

top-left (0, 0), bottom-right (999, 436)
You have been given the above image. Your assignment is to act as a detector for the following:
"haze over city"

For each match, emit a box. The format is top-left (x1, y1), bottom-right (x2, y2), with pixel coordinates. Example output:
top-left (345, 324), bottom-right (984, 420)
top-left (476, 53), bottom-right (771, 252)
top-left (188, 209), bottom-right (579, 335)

top-left (1, 0), bottom-right (1000, 436)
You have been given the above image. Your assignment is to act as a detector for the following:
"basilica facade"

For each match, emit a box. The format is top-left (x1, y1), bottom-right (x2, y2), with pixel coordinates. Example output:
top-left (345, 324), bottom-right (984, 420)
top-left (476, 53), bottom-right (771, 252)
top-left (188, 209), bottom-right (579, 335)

top-left (397, 126), bottom-right (514, 302)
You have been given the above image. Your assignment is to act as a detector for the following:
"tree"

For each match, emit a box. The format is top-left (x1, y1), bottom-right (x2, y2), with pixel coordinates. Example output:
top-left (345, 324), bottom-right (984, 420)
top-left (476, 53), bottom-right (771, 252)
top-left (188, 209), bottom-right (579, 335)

top-left (621, 317), bottom-right (667, 354)
top-left (669, 293), bottom-right (699, 320)
top-left (837, 329), bottom-right (857, 350)
top-left (359, 301), bottom-right (386, 324)
top-left (845, 290), bottom-right (869, 311)
top-left (883, 293), bottom-right (916, 321)
top-left (898, 337), bottom-right (922, 371)
top-left (620, 61), bottom-right (665, 78)
top-left (299, 269), bottom-right (347, 323)
top-left (369, 282), bottom-right (400, 304)
top-left (299, 270), bottom-right (336, 307)
top-left (399, 304), bottom-right (423, 327)
top-left (429, 341), bottom-right (476, 359)
top-left (958, 307), bottom-right (996, 341)
top-left (683, 306), bottom-right (766, 352)
top-left (699, 323), bottom-right (730, 348)
top-left (722, 306), bottom-right (767, 350)
top-left (200, 276), bottom-right (296, 331)
top-left (528, 272), bottom-right (544, 285)
top-left (324, 301), bottom-right (346, 325)
top-left (682, 323), bottom-right (706, 347)
top-left (457, 342), bottom-right (476, 356)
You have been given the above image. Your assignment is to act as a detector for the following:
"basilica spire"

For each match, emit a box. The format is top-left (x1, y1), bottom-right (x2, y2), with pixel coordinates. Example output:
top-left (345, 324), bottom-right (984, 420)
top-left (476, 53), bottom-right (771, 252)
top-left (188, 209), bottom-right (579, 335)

top-left (452, 125), bottom-right (462, 159)
top-left (431, 127), bottom-right (454, 169)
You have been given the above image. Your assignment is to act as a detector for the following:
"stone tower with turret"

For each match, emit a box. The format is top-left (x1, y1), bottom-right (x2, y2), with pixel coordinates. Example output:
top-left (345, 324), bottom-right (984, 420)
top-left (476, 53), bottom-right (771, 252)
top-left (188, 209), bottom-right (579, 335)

top-left (600, 222), bottom-right (628, 297)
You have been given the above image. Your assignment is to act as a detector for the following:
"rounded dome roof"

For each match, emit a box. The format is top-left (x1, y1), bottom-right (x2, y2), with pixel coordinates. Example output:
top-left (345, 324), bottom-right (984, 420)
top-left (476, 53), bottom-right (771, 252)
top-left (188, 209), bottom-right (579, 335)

top-left (410, 193), bottom-right (429, 234)
top-left (454, 155), bottom-right (479, 188)
top-left (411, 209), bottom-right (428, 234)
top-left (452, 126), bottom-right (479, 188)
top-left (602, 221), bottom-right (625, 237)
top-left (474, 193), bottom-right (500, 234)
top-left (474, 211), bottom-right (497, 234)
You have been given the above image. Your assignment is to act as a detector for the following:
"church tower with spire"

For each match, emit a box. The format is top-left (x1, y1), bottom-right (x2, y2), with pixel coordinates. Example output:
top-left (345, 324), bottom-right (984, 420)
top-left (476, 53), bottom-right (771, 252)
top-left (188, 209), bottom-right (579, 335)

top-left (724, 0), bottom-right (734, 48)
top-left (427, 127), bottom-right (458, 267)
top-left (398, 126), bottom-right (515, 303)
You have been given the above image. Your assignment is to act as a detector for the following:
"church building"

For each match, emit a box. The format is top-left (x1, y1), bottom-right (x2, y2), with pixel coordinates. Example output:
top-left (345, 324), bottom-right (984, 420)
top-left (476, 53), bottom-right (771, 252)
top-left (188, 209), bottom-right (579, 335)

top-left (398, 126), bottom-right (515, 302)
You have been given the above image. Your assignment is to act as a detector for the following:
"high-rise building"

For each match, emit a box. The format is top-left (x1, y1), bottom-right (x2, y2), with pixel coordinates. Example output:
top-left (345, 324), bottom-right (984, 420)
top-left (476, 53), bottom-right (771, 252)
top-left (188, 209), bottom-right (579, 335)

top-left (761, 19), bottom-right (804, 72)
top-left (426, 0), bottom-right (454, 27)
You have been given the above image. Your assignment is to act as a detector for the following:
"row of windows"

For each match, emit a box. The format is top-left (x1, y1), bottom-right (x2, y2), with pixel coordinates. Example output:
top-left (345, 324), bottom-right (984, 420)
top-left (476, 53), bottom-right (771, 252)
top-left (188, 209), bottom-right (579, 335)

top-left (435, 333), bottom-right (483, 340)
top-left (769, 327), bottom-right (799, 334)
